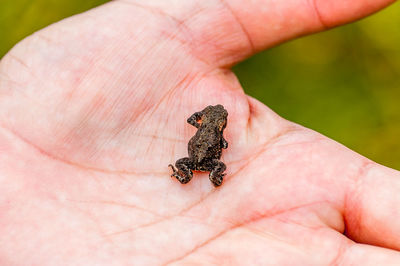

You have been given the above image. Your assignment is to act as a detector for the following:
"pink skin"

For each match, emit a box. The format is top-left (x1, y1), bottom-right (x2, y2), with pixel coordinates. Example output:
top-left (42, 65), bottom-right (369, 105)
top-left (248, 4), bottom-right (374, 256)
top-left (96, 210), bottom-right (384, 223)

top-left (0, 0), bottom-right (399, 265)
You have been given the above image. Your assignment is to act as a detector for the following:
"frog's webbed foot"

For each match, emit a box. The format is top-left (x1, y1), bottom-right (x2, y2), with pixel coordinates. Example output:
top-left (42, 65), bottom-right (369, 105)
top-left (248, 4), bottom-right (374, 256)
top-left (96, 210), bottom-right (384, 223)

top-left (209, 159), bottom-right (226, 187)
top-left (169, 157), bottom-right (194, 184)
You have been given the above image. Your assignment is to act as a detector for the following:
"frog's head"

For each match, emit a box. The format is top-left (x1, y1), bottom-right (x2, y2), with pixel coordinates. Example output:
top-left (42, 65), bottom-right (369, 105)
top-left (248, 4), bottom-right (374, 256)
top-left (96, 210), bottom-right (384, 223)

top-left (202, 104), bottom-right (228, 131)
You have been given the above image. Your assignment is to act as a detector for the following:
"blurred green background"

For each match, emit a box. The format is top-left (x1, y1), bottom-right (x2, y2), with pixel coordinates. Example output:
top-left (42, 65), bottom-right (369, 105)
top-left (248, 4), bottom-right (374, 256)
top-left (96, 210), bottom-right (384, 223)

top-left (1, 1), bottom-right (399, 169)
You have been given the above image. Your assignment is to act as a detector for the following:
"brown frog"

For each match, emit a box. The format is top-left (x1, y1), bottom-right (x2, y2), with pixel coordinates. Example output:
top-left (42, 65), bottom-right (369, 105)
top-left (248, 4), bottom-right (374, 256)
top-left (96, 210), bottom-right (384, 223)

top-left (169, 105), bottom-right (228, 186)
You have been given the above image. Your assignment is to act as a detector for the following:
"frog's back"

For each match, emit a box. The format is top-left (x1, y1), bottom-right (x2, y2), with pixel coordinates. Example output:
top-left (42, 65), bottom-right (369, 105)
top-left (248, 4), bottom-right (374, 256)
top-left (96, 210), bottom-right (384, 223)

top-left (188, 126), bottom-right (222, 166)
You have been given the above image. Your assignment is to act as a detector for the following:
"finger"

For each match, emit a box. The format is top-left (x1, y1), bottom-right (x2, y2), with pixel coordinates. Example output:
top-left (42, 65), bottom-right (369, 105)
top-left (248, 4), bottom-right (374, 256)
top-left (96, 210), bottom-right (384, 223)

top-left (340, 243), bottom-right (400, 265)
top-left (344, 163), bottom-right (400, 250)
top-left (223, 0), bottom-right (396, 51)
top-left (135, 0), bottom-right (396, 66)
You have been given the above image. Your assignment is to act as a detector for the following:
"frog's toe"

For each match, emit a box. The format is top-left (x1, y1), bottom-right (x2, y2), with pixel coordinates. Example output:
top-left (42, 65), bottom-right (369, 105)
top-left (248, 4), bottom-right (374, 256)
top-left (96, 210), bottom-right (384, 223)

top-left (169, 166), bottom-right (193, 184)
top-left (168, 164), bottom-right (177, 174)
top-left (177, 176), bottom-right (191, 184)
top-left (172, 172), bottom-right (192, 184)
top-left (209, 173), bottom-right (224, 187)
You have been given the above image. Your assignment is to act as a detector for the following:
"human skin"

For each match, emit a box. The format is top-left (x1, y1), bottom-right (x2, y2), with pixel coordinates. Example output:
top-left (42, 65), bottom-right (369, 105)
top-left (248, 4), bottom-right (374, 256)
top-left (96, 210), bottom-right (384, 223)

top-left (0, 0), bottom-right (399, 265)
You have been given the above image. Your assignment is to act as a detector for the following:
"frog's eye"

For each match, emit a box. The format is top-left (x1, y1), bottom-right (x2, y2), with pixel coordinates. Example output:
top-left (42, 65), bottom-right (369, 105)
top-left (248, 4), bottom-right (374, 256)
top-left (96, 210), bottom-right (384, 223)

top-left (196, 115), bottom-right (203, 124)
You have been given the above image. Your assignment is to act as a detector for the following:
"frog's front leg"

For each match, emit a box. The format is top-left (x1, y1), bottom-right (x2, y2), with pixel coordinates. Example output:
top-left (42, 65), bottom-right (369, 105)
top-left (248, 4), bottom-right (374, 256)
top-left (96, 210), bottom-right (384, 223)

top-left (168, 157), bottom-right (194, 184)
top-left (209, 159), bottom-right (226, 187)
top-left (221, 137), bottom-right (228, 149)
top-left (187, 112), bottom-right (203, 128)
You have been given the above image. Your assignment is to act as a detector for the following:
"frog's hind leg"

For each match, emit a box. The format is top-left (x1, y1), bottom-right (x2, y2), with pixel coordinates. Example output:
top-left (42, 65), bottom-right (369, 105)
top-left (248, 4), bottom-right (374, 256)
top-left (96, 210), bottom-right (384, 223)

top-left (209, 159), bottom-right (226, 187)
top-left (168, 157), bottom-right (194, 184)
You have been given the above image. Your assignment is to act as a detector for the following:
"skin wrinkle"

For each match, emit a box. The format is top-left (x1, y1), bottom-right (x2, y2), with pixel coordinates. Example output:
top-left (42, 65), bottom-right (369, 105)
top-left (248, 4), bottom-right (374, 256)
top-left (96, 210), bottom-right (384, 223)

top-left (36, 32), bottom-right (58, 45)
top-left (246, 200), bottom-right (336, 230)
top-left (219, 0), bottom-right (255, 55)
top-left (329, 238), bottom-right (354, 266)
top-left (272, 137), bottom-right (326, 150)
top-left (167, 12), bottom-right (236, 68)
top-left (100, 90), bottom-right (155, 157)
top-left (3, 52), bottom-right (40, 89)
top-left (163, 227), bottom-right (232, 266)
top-left (163, 200), bottom-right (335, 265)
top-left (157, 7), bottom-right (207, 51)
top-left (105, 185), bottom-right (218, 236)
top-left (134, 133), bottom-right (185, 143)
top-left (147, 72), bottom-right (194, 117)
top-left (274, 215), bottom-right (327, 232)
top-left (34, 22), bottom-right (108, 106)
top-left (115, 50), bottom-right (205, 146)
top-left (66, 199), bottom-right (166, 219)
top-left (228, 124), bottom-right (302, 170)
top-left (7, 53), bottom-right (31, 70)
top-left (0, 76), bottom-right (46, 108)
top-left (62, 17), bottom-right (164, 147)
top-left (216, 124), bottom-right (304, 175)
top-left (145, 134), bottom-right (157, 157)
top-left (117, 0), bottom-right (250, 68)
top-left (0, 71), bottom-right (22, 87)
top-left (70, 199), bottom-right (116, 245)
top-left (117, 0), bottom-right (184, 25)
top-left (69, 40), bottom-right (160, 148)
top-left (110, 39), bottom-right (161, 104)
top-left (343, 160), bottom-right (376, 239)
top-left (242, 224), bottom-right (294, 245)
top-left (60, 85), bottom-right (111, 150)
top-left (52, 57), bottom-right (95, 117)
top-left (67, 198), bottom-right (171, 242)
top-left (116, 0), bottom-right (201, 62)
top-left (141, 74), bottom-right (198, 156)
top-left (106, 144), bottom-right (253, 237)
top-left (182, 133), bottom-right (347, 255)
top-left (239, 225), bottom-right (342, 261)
top-left (219, 68), bottom-right (244, 92)
top-left (139, 69), bottom-right (201, 132)
top-left (173, 124), bottom-right (303, 225)
top-left (245, 97), bottom-right (255, 144)
top-left (313, 202), bottom-right (346, 233)
top-left (1, 37), bottom-right (203, 175)
top-left (309, 0), bottom-right (329, 29)
top-left (105, 216), bottom-right (170, 237)
top-left (0, 124), bottom-right (83, 168)
top-left (109, 157), bottom-right (338, 259)
top-left (118, 0), bottom-right (209, 48)
top-left (114, 69), bottom-right (213, 161)
top-left (0, 123), bottom-right (167, 176)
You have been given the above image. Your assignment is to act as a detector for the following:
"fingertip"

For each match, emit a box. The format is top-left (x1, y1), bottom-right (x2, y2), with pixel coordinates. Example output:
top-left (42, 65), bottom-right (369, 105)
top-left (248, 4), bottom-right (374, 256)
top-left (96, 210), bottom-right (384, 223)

top-left (315, 0), bottom-right (397, 28)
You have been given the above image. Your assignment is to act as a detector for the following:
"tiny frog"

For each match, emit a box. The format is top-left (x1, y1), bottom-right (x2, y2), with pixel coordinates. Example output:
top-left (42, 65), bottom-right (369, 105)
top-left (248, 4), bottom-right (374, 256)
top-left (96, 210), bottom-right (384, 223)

top-left (169, 105), bottom-right (228, 186)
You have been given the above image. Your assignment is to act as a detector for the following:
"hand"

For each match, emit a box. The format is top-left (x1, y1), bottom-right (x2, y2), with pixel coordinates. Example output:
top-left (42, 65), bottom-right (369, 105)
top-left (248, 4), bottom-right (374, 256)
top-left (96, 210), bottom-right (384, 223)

top-left (0, 0), bottom-right (399, 264)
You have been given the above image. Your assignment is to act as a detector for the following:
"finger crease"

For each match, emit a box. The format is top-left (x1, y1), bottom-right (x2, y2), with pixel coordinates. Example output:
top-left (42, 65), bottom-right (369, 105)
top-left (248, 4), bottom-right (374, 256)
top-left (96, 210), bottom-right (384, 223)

top-left (343, 159), bottom-right (375, 238)
top-left (309, 0), bottom-right (329, 29)
top-left (219, 0), bottom-right (255, 55)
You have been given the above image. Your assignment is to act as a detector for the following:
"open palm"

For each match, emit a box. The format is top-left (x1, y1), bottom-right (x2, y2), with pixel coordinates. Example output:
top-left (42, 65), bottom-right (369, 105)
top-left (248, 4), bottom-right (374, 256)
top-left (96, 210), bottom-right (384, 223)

top-left (1, 0), bottom-right (400, 265)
